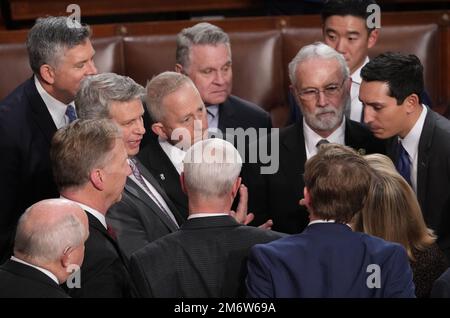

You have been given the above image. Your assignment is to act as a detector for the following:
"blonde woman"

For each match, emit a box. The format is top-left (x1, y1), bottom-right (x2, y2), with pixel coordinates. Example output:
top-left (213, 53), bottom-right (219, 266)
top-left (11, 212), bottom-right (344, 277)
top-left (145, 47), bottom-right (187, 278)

top-left (353, 154), bottom-right (448, 298)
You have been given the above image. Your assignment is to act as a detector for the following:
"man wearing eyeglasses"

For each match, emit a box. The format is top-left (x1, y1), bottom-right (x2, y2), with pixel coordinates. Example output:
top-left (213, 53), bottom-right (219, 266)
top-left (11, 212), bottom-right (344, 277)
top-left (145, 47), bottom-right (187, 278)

top-left (243, 42), bottom-right (384, 234)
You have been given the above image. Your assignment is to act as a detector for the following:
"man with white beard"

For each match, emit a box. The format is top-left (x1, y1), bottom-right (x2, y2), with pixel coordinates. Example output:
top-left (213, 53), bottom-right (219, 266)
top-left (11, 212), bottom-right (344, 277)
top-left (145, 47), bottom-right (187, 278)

top-left (243, 42), bottom-right (384, 234)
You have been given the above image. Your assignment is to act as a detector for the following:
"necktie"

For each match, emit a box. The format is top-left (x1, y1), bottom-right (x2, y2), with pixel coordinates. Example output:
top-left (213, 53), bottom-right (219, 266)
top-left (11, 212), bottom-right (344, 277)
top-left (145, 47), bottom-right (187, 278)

top-left (129, 158), bottom-right (179, 227)
top-left (65, 104), bottom-right (77, 123)
top-left (106, 223), bottom-right (117, 240)
top-left (395, 141), bottom-right (411, 185)
top-left (316, 139), bottom-right (329, 148)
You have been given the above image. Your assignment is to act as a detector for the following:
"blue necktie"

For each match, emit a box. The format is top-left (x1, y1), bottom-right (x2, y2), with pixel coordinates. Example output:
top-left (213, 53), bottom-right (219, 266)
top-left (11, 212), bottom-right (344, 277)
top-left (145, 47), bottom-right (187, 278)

top-left (396, 141), bottom-right (411, 185)
top-left (65, 104), bottom-right (77, 123)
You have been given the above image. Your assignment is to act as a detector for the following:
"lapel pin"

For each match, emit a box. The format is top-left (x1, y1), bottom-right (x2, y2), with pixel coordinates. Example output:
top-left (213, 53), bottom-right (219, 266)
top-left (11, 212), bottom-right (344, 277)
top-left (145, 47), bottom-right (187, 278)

top-left (160, 173), bottom-right (165, 180)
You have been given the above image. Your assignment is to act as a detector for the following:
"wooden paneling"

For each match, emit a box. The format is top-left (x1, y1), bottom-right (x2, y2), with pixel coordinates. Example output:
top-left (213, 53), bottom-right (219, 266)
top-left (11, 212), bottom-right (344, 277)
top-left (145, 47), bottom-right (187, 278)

top-left (7, 0), bottom-right (262, 21)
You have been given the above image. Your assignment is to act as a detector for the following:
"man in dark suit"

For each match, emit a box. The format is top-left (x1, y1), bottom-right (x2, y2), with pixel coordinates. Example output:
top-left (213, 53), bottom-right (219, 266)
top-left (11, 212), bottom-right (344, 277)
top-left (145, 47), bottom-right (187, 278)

top-left (130, 138), bottom-right (284, 297)
top-left (0, 199), bottom-right (88, 298)
top-left (51, 119), bottom-right (135, 298)
top-left (243, 42), bottom-right (384, 234)
top-left (360, 52), bottom-right (450, 261)
top-left (175, 22), bottom-right (272, 137)
top-left (138, 71), bottom-right (209, 218)
top-left (76, 73), bottom-right (184, 259)
top-left (246, 143), bottom-right (415, 298)
top-left (0, 16), bottom-right (97, 262)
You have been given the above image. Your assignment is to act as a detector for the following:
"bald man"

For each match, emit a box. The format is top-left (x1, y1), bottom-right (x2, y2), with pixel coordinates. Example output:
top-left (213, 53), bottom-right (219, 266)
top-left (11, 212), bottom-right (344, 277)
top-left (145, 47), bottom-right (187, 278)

top-left (0, 199), bottom-right (89, 298)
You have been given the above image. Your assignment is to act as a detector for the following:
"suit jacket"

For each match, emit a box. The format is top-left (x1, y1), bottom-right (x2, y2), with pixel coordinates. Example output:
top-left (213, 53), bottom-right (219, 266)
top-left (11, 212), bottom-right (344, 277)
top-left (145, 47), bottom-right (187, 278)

top-left (0, 77), bottom-right (59, 262)
top-left (138, 137), bottom-right (189, 219)
top-left (129, 215), bottom-right (285, 298)
top-left (242, 119), bottom-right (385, 234)
top-left (0, 260), bottom-right (69, 298)
top-left (431, 267), bottom-right (450, 298)
top-left (387, 109), bottom-right (450, 260)
top-left (107, 158), bottom-right (184, 259)
top-left (217, 95), bottom-right (272, 133)
top-left (65, 213), bottom-right (136, 298)
top-left (246, 223), bottom-right (416, 298)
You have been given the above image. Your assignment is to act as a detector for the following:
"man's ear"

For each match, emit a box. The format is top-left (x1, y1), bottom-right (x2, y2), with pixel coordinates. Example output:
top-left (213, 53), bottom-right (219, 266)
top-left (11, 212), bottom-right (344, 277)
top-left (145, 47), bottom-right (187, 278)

top-left (231, 177), bottom-right (242, 199)
top-left (404, 93), bottom-right (420, 115)
top-left (39, 64), bottom-right (55, 85)
top-left (61, 246), bottom-right (73, 268)
top-left (303, 187), bottom-right (312, 209)
top-left (90, 168), bottom-right (104, 191)
top-left (151, 122), bottom-right (168, 140)
top-left (367, 29), bottom-right (380, 49)
top-left (175, 63), bottom-right (184, 74)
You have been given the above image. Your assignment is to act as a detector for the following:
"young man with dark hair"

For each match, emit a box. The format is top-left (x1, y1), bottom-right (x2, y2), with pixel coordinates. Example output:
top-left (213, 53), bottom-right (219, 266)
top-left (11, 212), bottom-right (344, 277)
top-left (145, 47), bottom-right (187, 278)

top-left (360, 51), bottom-right (450, 261)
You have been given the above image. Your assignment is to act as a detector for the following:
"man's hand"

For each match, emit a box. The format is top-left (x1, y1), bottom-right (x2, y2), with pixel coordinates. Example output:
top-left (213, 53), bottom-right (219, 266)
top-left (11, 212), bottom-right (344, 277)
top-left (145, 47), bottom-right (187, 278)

top-left (230, 184), bottom-right (273, 230)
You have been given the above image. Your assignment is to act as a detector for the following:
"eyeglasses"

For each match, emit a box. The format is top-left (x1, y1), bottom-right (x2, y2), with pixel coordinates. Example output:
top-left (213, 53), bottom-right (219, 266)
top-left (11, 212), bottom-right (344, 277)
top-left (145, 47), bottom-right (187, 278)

top-left (296, 78), bottom-right (347, 102)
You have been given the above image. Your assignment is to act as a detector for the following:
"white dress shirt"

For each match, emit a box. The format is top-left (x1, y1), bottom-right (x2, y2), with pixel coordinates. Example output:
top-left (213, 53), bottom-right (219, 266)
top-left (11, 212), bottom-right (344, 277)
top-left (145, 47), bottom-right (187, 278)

top-left (349, 57), bottom-right (369, 122)
top-left (206, 105), bottom-right (220, 129)
top-left (303, 117), bottom-right (346, 159)
top-left (188, 212), bottom-right (229, 220)
top-left (35, 76), bottom-right (75, 129)
top-left (159, 138), bottom-right (187, 175)
top-left (398, 105), bottom-right (427, 193)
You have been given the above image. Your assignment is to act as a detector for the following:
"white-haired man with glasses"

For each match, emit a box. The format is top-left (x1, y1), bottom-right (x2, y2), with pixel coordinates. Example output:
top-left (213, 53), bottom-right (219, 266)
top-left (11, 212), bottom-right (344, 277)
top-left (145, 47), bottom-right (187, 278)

top-left (243, 42), bottom-right (384, 234)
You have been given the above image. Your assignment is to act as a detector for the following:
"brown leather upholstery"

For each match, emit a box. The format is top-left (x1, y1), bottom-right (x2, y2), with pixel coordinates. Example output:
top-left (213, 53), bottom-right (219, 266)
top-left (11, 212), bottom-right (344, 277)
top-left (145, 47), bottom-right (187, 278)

top-left (0, 15), bottom-right (446, 126)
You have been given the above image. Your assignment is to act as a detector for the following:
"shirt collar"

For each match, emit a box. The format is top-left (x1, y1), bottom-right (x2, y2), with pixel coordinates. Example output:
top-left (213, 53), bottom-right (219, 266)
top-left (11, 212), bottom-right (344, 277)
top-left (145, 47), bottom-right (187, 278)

top-left (303, 117), bottom-right (346, 159)
top-left (34, 76), bottom-right (74, 129)
top-left (61, 196), bottom-right (107, 229)
top-left (351, 56), bottom-right (369, 85)
top-left (400, 105), bottom-right (427, 161)
top-left (308, 219), bottom-right (352, 229)
top-left (11, 256), bottom-right (60, 284)
top-left (206, 105), bottom-right (219, 117)
top-left (159, 138), bottom-right (187, 175)
top-left (188, 212), bottom-right (229, 220)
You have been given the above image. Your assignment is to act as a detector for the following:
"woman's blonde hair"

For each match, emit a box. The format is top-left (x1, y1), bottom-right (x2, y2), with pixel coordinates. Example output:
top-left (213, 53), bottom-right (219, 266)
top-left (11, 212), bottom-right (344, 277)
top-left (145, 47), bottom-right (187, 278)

top-left (353, 154), bottom-right (435, 260)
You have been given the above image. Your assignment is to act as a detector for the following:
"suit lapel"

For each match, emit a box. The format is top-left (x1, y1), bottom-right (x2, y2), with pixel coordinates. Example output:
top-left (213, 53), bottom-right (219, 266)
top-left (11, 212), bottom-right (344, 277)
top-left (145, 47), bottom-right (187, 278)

top-left (135, 159), bottom-right (184, 222)
top-left (416, 110), bottom-right (434, 209)
top-left (25, 78), bottom-right (57, 143)
top-left (218, 98), bottom-right (237, 132)
top-left (344, 118), bottom-right (366, 150)
top-left (124, 177), bottom-right (180, 231)
top-left (138, 139), bottom-right (188, 218)
top-left (281, 122), bottom-right (307, 176)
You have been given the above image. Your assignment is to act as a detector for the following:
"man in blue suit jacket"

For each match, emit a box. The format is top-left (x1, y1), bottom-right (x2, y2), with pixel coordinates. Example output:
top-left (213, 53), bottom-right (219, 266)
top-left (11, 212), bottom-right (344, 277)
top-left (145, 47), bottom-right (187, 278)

top-left (246, 143), bottom-right (415, 298)
top-left (0, 16), bottom-right (97, 262)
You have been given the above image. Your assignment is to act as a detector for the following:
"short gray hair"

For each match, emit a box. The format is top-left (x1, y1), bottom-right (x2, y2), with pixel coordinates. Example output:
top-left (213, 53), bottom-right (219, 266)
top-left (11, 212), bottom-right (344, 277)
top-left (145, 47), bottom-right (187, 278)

top-left (14, 205), bottom-right (86, 263)
top-left (76, 73), bottom-right (145, 120)
top-left (184, 138), bottom-right (242, 198)
top-left (146, 71), bottom-right (195, 122)
top-left (288, 42), bottom-right (349, 88)
top-left (176, 22), bottom-right (231, 69)
top-left (26, 16), bottom-right (91, 75)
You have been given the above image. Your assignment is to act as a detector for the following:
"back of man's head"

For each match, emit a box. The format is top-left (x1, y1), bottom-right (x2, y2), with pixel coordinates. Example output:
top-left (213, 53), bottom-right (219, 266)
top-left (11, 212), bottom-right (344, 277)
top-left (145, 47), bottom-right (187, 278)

top-left (183, 138), bottom-right (242, 199)
top-left (26, 16), bottom-right (91, 75)
top-left (176, 22), bottom-right (230, 69)
top-left (14, 199), bottom-right (87, 267)
top-left (321, 0), bottom-right (378, 24)
top-left (361, 52), bottom-right (424, 105)
top-left (50, 119), bottom-right (121, 192)
top-left (304, 143), bottom-right (372, 223)
top-left (76, 72), bottom-right (145, 120)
